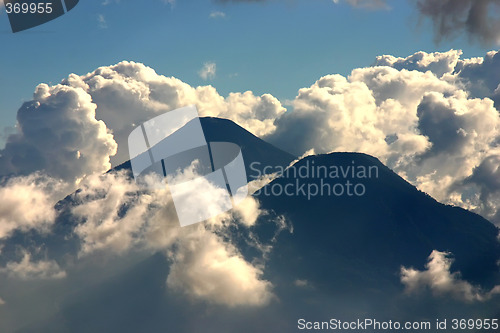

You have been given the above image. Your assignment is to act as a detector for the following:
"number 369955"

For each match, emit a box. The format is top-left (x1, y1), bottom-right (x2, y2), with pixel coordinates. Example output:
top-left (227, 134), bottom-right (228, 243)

top-left (5, 2), bottom-right (53, 14)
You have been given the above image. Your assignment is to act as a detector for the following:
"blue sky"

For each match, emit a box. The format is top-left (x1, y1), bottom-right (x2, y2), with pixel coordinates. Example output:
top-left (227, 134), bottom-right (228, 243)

top-left (0, 0), bottom-right (492, 132)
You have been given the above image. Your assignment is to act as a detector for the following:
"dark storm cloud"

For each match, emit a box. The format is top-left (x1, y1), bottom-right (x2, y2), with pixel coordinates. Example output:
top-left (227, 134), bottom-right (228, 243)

top-left (416, 0), bottom-right (500, 45)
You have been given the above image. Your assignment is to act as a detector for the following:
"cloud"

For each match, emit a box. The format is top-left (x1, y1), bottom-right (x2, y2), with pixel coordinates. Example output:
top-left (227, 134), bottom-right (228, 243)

top-left (294, 279), bottom-right (309, 287)
top-left (0, 174), bottom-right (67, 240)
top-left (71, 170), bottom-right (156, 255)
top-left (215, 0), bottom-right (266, 2)
top-left (333, 0), bottom-right (389, 10)
top-left (0, 83), bottom-right (117, 184)
top-left (199, 61), bottom-right (217, 80)
top-left (415, 0), bottom-right (500, 45)
top-left (374, 49), bottom-right (463, 78)
top-left (0, 252), bottom-right (66, 280)
top-left (454, 50), bottom-right (500, 104)
top-left (166, 227), bottom-right (273, 307)
top-left (210, 10), bottom-right (226, 18)
top-left (59, 61), bottom-right (285, 166)
top-left (401, 250), bottom-right (500, 302)
top-left (71, 165), bottom-right (265, 255)
top-left (459, 155), bottom-right (500, 222)
top-left (97, 14), bottom-right (107, 29)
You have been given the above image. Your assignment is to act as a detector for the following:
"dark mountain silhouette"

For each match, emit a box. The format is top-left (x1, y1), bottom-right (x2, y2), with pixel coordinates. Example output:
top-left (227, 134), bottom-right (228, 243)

top-left (114, 117), bottom-right (297, 182)
top-left (254, 153), bottom-right (500, 290)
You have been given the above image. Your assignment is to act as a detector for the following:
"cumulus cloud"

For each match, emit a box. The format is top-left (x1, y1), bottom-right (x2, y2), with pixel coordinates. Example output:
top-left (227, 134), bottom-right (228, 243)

top-left (415, 0), bottom-right (500, 45)
top-left (267, 67), bottom-right (452, 157)
top-left (0, 83), bottom-right (117, 183)
top-left (374, 49), bottom-right (463, 78)
top-left (454, 50), bottom-right (500, 106)
top-left (0, 252), bottom-right (66, 280)
top-left (459, 155), bottom-right (500, 222)
top-left (199, 62), bottom-right (217, 80)
top-left (166, 227), bottom-right (273, 307)
top-left (401, 250), bottom-right (500, 302)
top-left (59, 61), bottom-right (285, 166)
top-left (0, 174), bottom-right (67, 239)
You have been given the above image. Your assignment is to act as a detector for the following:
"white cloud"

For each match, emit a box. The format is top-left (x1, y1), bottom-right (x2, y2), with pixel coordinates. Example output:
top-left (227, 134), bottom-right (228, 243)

top-left (401, 250), bottom-right (500, 302)
top-left (0, 174), bottom-right (67, 239)
top-left (162, 0), bottom-right (176, 6)
top-left (0, 83), bottom-right (117, 184)
top-left (71, 165), bottom-right (264, 255)
top-left (98, 14), bottom-right (107, 29)
top-left (166, 227), bottom-right (273, 307)
top-left (0, 252), bottom-right (66, 280)
top-left (374, 49), bottom-right (463, 78)
top-left (102, 0), bottom-right (120, 5)
top-left (232, 196), bottom-right (262, 227)
top-left (59, 61), bottom-right (285, 166)
top-left (294, 279), bottom-right (309, 287)
top-left (210, 10), bottom-right (226, 19)
top-left (72, 171), bottom-right (154, 255)
top-left (199, 62), bottom-right (217, 80)
top-left (333, 0), bottom-right (389, 9)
